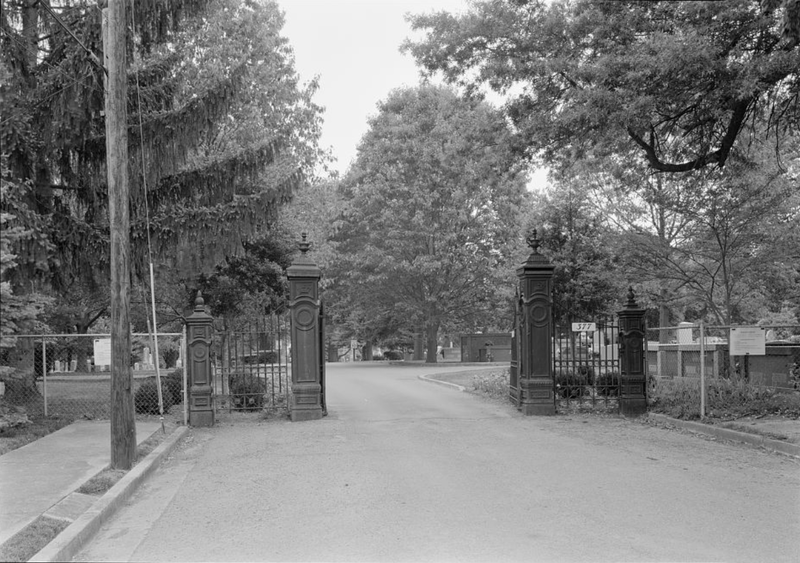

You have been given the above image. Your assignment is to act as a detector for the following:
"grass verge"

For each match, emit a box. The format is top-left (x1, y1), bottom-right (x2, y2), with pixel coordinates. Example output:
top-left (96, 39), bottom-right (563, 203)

top-left (0, 516), bottom-right (69, 563)
top-left (649, 377), bottom-right (800, 420)
top-left (0, 414), bottom-right (182, 561)
top-left (77, 417), bottom-right (179, 496)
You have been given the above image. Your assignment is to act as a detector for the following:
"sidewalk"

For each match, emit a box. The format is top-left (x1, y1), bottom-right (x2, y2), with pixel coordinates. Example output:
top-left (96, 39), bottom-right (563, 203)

top-left (0, 420), bottom-right (161, 547)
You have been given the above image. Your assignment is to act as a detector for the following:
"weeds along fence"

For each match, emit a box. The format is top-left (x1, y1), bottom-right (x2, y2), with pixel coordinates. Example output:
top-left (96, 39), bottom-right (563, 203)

top-left (646, 324), bottom-right (800, 418)
top-left (0, 332), bottom-right (186, 420)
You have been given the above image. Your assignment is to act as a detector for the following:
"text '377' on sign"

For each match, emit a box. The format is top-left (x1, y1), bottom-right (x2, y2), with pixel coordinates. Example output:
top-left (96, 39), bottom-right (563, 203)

top-left (572, 323), bottom-right (596, 332)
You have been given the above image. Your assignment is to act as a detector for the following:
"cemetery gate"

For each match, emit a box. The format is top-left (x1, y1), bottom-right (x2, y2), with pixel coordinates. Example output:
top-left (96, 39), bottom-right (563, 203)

top-left (212, 314), bottom-right (291, 414)
top-left (510, 229), bottom-right (647, 416)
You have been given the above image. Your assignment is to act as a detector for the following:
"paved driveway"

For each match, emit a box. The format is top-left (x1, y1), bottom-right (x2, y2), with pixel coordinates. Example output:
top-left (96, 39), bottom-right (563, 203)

top-left (75, 362), bottom-right (800, 562)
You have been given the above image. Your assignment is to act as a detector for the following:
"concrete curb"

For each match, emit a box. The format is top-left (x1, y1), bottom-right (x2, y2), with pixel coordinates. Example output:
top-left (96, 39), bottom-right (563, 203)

top-left (418, 373), bottom-right (466, 392)
top-left (30, 425), bottom-right (189, 563)
top-left (648, 413), bottom-right (800, 459)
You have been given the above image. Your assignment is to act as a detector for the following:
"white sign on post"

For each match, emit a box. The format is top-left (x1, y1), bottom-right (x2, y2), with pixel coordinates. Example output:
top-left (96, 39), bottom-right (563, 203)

top-left (93, 337), bottom-right (112, 366)
top-left (571, 322), bottom-right (596, 332)
top-left (729, 327), bottom-right (766, 356)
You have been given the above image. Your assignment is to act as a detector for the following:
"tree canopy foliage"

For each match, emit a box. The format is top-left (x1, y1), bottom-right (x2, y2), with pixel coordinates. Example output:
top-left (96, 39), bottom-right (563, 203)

top-left (406, 0), bottom-right (800, 173)
top-left (1, 0), bottom-right (323, 301)
top-left (331, 85), bottom-right (529, 361)
top-left (525, 178), bottom-right (623, 326)
top-left (195, 229), bottom-right (296, 331)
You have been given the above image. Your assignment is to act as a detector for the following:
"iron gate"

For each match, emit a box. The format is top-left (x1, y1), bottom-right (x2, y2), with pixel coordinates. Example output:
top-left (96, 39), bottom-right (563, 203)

top-left (553, 316), bottom-right (620, 412)
top-left (510, 300), bottom-right (621, 412)
top-left (212, 314), bottom-right (291, 414)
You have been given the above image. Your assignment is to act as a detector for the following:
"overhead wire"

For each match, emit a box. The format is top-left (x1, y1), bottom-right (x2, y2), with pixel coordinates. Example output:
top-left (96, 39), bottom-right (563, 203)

top-left (130, 0), bottom-right (167, 433)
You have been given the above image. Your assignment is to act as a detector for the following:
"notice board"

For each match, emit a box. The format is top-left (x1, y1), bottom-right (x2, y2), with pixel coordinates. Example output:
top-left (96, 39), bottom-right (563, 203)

top-left (729, 327), bottom-right (765, 356)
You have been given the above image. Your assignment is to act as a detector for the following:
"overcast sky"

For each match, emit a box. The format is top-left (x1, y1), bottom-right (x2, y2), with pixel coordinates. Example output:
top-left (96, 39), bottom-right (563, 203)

top-left (280, 0), bottom-right (468, 176)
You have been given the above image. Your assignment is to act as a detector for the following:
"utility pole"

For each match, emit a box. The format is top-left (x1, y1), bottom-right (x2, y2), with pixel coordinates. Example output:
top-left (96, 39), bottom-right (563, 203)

top-left (102, 0), bottom-right (136, 469)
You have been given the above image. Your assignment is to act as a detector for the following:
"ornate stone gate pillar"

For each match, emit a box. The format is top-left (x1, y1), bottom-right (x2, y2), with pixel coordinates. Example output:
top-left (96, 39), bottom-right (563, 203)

top-left (287, 233), bottom-right (324, 422)
top-left (517, 229), bottom-right (556, 415)
top-left (186, 291), bottom-right (214, 427)
top-left (618, 287), bottom-right (647, 417)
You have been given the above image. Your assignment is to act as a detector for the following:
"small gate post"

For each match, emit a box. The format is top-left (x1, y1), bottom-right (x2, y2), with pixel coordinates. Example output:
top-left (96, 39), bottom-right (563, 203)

top-left (287, 233), bottom-right (324, 422)
top-left (618, 287), bottom-right (647, 417)
top-left (185, 291), bottom-right (214, 427)
top-left (516, 229), bottom-right (556, 415)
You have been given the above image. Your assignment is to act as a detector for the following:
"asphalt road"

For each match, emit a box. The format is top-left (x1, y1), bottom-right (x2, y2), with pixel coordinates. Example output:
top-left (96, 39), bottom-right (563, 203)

top-left (75, 362), bottom-right (800, 562)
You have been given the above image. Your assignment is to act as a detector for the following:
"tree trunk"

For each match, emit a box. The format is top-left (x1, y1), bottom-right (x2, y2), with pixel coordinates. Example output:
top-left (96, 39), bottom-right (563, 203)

top-left (75, 322), bottom-right (92, 372)
top-left (659, 294), bottom-right (670, 343)
top-left (22, 1), bottom-right (38, 77)
top-left (2, 338), bottom-right (42, 409)
top-left (362, 342), bottom-right (373, 361)
top-left (425, 320), bottom-right (439, 364)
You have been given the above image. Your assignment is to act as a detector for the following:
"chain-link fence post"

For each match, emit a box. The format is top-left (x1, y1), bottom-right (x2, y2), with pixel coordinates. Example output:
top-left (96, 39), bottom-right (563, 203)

top-left (41, 338), bottom-right (48, 417)
top-left (699, 321), bottom-right (705, 419)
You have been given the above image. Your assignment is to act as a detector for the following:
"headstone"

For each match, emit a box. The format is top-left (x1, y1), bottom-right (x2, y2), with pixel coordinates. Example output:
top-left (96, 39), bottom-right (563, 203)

top-left (70, 359), bottom-right (77, 372)
top-left (143, 346), bottom-right (152, 366)
top-left (54, 360), bottom-right (62, 372)
top-left (134, 362), bottom-right (141, 371)
top-left (677, 322), bottom-right (694, 344)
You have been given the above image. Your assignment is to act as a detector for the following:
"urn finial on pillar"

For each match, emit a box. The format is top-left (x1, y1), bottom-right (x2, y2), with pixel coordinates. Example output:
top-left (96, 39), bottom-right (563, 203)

top-left (194, 290), bottom-right (205, 311)
top-left (299, 232), bottom-right (310, 254)
top-left (526, 228), bottom-right (540, 254)
top-left (625, 286), bottom-right (638, 309)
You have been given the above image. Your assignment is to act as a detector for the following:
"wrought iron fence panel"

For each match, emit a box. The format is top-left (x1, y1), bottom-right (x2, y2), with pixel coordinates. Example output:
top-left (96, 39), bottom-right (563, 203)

top-left (552, 316), bottom-right (621, 413)
top-left (212, 314), bottom-right (291, 415)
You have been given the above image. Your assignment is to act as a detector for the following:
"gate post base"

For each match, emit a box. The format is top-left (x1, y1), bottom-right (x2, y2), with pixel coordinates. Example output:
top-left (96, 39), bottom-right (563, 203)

top-left (619, 398), bottom-right (647, 417)
top-left (520, 402), bottom-right (556, 416)
top-left (619, 373), bottom-right (647, 417)
top-left (290, 408), bottom-right (323, 422)
top-left (519, 377), bottom-right (555, 416)
top-left (189, 410), bottom-right (215, 427)
top-left (290, 382), bottom-right (323, 422)
top-left (189, 384), bottom-right (214, 427)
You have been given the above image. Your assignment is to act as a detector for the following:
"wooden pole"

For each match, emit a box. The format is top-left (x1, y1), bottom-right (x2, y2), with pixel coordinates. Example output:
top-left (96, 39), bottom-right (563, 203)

top-left (103, 0), bottom-right (136, 469)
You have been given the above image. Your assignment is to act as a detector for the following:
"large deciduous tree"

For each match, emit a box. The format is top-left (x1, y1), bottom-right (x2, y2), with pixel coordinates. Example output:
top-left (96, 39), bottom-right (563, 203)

top-left (405, 0), bottom-right (799, 173)
top-left (579, 139), bottom-right (799, 325)
top-left (333, 85), bottom-right (528, 363)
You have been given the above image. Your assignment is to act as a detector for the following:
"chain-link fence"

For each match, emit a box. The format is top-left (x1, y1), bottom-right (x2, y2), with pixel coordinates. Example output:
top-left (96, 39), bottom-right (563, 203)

top-left (646, 324), bottom-right (800, 416)
top-left (0, 332), bottom-right (185, 421)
